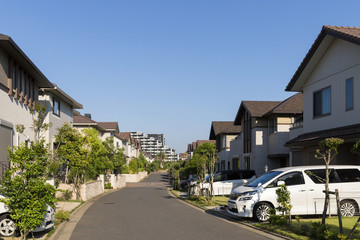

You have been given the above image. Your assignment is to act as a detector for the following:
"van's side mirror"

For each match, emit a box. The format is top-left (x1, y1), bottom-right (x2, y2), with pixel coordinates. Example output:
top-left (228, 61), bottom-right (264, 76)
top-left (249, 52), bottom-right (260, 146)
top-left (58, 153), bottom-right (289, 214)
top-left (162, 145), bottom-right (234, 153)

top-left (277, 180), bottom-right (285, 186)
top-left (242, 179), bottom-right (248, 184)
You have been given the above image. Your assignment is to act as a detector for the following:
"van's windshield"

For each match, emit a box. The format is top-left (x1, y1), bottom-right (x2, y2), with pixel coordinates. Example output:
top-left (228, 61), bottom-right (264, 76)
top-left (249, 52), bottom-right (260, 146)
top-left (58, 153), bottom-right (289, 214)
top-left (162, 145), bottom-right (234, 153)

top-left (246, 171), bottom-right (283, 187)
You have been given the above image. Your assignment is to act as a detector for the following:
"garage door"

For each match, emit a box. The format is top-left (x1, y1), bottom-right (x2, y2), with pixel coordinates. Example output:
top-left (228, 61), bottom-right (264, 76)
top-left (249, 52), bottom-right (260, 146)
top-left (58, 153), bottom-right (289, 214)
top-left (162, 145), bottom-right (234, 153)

top-left (0, 124), bottom-right (11, 177)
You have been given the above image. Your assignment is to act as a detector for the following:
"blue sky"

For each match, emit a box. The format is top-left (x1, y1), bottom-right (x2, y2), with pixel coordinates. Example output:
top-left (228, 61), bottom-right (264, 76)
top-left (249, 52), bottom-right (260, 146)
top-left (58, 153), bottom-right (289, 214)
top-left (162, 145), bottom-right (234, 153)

top-left (2, 1), bottom-right (360, 153)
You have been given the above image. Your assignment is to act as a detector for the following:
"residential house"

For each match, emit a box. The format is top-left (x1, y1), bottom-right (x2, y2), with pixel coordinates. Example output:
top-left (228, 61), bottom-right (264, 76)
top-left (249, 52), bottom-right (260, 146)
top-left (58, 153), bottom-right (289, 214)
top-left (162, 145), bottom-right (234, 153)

top-left (232, 93), bottom-right (303, 175)
top-left (0, 34), bottom-right (53, 176)
top-left (39, 83), bottom-right (82, 150)
top-left (209, 121), bottom-right (241, 171)
top-left (186, 140), bottom-right (216, 158)
top-left (97, 121), bottom-right (123, 149)
top-left (73, 114), bottom-right (106, 136)
top-left (117, 132), bottom-right (141, 162)
top-left (286, 25), bottom-right (360, 165)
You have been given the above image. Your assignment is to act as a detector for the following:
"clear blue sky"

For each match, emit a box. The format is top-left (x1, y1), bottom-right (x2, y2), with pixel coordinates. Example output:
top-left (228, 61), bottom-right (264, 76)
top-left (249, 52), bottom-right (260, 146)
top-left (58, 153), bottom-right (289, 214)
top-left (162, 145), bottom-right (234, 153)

top-left (2, 1), bottom-right (360, 153)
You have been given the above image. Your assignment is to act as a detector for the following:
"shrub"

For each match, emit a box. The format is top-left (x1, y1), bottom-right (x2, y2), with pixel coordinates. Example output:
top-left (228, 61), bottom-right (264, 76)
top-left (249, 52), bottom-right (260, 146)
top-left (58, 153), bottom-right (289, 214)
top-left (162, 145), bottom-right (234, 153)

top-left (120, 165), bottom-right (129, 174)
top-left (268, 209), bottom-right (287, 225)
top-left (55, 210), bottom-right (70, 225)
top-left (310, 222), bottom-right (338, 240)
top-left (104, 183), bottom-right (112, 189)
top-left (129, 159), bottom-right (139, 174)
top-left (63, 190), bottom-right (73, 200)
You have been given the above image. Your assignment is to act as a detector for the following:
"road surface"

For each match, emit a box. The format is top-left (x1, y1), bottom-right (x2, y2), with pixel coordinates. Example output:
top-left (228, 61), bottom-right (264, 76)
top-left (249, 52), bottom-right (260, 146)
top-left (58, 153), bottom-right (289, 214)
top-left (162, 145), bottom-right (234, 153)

top-left (70, 172), bottom-right (279, 240)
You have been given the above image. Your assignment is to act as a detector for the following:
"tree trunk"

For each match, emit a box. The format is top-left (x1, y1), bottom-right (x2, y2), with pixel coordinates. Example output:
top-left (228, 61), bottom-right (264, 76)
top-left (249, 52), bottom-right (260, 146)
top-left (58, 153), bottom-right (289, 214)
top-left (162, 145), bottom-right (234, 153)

top-left (322, 150), bottom-right (331, 224)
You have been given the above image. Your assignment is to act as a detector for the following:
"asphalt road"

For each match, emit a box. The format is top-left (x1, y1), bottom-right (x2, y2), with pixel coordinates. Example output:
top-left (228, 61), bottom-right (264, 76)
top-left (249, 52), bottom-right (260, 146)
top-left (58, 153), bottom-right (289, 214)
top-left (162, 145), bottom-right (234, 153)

top-left (69, 172), bottom-right (277, 240)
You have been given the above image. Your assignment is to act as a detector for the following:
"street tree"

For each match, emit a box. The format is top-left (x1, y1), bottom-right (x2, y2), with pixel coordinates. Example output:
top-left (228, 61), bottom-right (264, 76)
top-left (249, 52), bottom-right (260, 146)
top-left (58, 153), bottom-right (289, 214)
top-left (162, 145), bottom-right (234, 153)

top-left (156, 152), bottom-right (167, 168)
top-left (55, 123), bottom-right (89, 199)
top-left (194, 143), bottom-right (217, 202)
top-left (315, 137), bottom-right (344, 224)
top-left (1, 103), bottom-right (56, 239)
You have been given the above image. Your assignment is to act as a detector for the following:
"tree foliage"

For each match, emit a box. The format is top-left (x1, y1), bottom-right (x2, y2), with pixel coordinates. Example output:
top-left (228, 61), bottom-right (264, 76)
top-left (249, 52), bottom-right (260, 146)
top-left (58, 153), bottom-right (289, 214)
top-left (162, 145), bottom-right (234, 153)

top-left (1, 104), bottom-right (56, 239)
top-left (185, 143), bottom-right (218, 201)
top-left (55, 124), bottom-right (127, 199)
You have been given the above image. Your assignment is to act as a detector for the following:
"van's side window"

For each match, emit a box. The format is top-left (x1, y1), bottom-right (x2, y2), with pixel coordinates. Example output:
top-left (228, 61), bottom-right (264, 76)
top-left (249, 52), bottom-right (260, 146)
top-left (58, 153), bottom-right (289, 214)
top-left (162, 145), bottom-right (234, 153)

top-left (305, 169), bottom-right (337, 184)
top-left (267, 171), bottom-right (304, 188)
top-left (336, 169), bottom-right (360, 182)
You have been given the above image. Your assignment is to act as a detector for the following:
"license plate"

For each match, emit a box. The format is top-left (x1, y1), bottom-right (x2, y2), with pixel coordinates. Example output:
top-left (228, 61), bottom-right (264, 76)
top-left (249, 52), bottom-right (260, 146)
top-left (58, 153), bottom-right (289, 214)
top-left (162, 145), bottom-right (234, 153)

top-left (228, 202), bottom-right (237, 209)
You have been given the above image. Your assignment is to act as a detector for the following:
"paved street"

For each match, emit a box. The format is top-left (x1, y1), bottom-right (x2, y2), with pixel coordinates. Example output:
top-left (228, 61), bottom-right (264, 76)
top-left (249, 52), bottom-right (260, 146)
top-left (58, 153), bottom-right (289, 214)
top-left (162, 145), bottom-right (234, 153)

top-left (69, 172), bottom-right (277, 240)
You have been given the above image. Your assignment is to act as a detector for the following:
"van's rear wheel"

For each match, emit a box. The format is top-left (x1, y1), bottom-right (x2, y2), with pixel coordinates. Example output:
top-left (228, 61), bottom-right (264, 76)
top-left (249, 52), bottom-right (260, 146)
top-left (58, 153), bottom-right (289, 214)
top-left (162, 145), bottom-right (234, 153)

top-left (254, 203), bottom-right (272, 222)
top-left (340, 200), bottom-right (356, 217)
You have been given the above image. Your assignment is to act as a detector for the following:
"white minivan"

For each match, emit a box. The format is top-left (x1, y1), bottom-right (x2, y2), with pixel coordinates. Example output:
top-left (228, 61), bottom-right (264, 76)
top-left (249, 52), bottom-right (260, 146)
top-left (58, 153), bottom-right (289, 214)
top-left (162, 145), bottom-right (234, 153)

top-left (228, 165), bottom-right (360, 221)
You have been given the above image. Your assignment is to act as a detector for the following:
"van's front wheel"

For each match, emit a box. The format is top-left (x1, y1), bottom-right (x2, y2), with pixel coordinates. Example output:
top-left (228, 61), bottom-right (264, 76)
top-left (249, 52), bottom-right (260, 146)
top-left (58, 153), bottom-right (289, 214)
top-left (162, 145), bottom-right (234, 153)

top-left (340, 200), bottom-right (356, 217)
top-left (254, 203), bottom-right (272, 222)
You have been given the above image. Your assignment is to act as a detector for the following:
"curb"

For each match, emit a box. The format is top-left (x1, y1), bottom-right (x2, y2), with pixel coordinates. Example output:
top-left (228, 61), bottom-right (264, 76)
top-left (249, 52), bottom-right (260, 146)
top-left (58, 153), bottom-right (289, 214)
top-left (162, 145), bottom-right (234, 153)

top-left (168, 188), bottom-right (292, 240)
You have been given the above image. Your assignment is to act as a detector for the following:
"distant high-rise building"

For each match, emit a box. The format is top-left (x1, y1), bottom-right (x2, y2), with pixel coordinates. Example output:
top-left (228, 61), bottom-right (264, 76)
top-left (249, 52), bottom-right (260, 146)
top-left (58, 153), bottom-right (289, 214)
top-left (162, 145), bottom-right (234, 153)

top-left (131, 132), bottom-right (178, 161)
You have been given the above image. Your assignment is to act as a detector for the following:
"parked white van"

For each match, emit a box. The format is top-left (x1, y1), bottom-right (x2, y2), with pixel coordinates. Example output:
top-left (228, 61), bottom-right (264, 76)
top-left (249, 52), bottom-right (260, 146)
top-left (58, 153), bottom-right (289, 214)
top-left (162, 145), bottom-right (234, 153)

top-left (228, 165), bottom-right (360, 222)
top-left (190, 170), bottom-right (256, 196)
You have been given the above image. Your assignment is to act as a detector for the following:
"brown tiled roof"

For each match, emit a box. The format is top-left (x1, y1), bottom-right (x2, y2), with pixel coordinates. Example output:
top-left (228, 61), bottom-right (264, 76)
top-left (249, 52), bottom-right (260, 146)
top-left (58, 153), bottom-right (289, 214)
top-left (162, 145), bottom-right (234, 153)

top-left (73, 115), bottom-right (97, 124)
top-left (97, 122), bottom-right (119, 132)
top-left (234, 101), bottom-right (281, 124)
top-left (286, 123), bottom-right (360, 146)
top-left (286, 25), bottom-right (360, 91)
top-left (265, 93), bottom-right (303, 116)
top-left (209, 121), bottom-right (241, 140)
top-left (117, 132), bottom-right (131, 142)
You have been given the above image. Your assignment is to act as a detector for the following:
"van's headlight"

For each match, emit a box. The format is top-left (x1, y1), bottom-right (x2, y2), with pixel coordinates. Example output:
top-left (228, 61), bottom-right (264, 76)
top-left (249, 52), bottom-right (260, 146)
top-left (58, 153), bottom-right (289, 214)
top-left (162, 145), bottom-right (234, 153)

top-left (230, 192), bottom-right (242, 200)
top-left (239, 191), bottom-right (257, 201)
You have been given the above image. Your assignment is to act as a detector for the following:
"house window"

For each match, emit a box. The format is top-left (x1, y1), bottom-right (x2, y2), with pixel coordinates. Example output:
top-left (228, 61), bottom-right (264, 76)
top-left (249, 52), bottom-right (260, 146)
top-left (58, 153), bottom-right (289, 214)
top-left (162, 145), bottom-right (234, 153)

top-left (244, 156), bottom-right (250, 170)
top-left (244, 111), bottom-right (251, 153)
top-left (346, 78), bottom-right (354, 111)
top-left (221, 135), bottom-right (226, 149)
top-left (232, 157), bottom-right (239, 170)
top-left (53, 97), bottom-right (60, 116)
top-left (313, 87), bottom-right (331, 117)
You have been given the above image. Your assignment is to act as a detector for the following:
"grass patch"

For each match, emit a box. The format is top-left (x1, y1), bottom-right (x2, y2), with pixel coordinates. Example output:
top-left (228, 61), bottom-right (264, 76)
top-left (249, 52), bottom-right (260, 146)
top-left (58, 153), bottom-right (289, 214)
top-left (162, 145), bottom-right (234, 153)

top-left (172, 189), bottom-right (230, 208)
top-left (255, 216), bottom-right (360, 240)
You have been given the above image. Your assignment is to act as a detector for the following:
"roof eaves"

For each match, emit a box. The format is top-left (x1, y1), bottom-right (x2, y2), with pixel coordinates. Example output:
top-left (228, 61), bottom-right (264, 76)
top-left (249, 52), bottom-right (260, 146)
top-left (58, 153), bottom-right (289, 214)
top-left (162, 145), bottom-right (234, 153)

top-left (0, 34), bottom-right (53, 88)
top-left (40, 84), bottom-right (83, 109)
top-left (286, 25), bottom-right (360, 92)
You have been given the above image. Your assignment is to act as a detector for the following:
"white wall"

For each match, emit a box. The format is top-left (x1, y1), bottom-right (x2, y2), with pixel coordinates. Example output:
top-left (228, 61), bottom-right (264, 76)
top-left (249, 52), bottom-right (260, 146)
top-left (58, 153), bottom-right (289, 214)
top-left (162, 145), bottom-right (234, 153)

top-left (39, 94), bottom-right (73, 148)
top-left (0, 91), bottom-right (34, 145)
top-left (303, 38), bottom-right (360, 134)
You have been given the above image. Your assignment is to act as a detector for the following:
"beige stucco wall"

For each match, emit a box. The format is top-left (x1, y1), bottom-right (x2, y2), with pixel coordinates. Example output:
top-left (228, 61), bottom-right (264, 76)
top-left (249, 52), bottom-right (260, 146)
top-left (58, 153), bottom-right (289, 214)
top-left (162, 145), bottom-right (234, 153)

top-left (38, 94), bottom-right (73, 148)
top-left (57, 180), bottom-right (104, 201)
top-left (0, 91), bottom-right (34, 145)
top-left (303, 38), bottom-right (360, 134)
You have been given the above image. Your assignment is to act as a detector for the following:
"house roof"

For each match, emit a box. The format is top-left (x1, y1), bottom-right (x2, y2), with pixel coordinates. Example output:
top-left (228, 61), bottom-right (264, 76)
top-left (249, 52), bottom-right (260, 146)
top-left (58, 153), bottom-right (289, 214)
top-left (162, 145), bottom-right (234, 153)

top-left (286, 25), bottom-right (360, 91)
top-left (265, 93), bottom-right (303, 116)
top-left (73, 115), bottom-right (106, 132)
top-left (209, 121), bottom-right (241, 140)
top-left (234, 101), bottom-right (281, 125)
top-left (97, 122), bottom-right (119, 133)
top-left (286, 123), bottom-right (360, 146)
top-left (40, 83), bottom-right (83, 109)
top-left (117, 132), bottom-right (131, 142)
top-left (73, 115), bottom-right (97, 124)
top-left (0, 34), bottom-right (52, 88)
